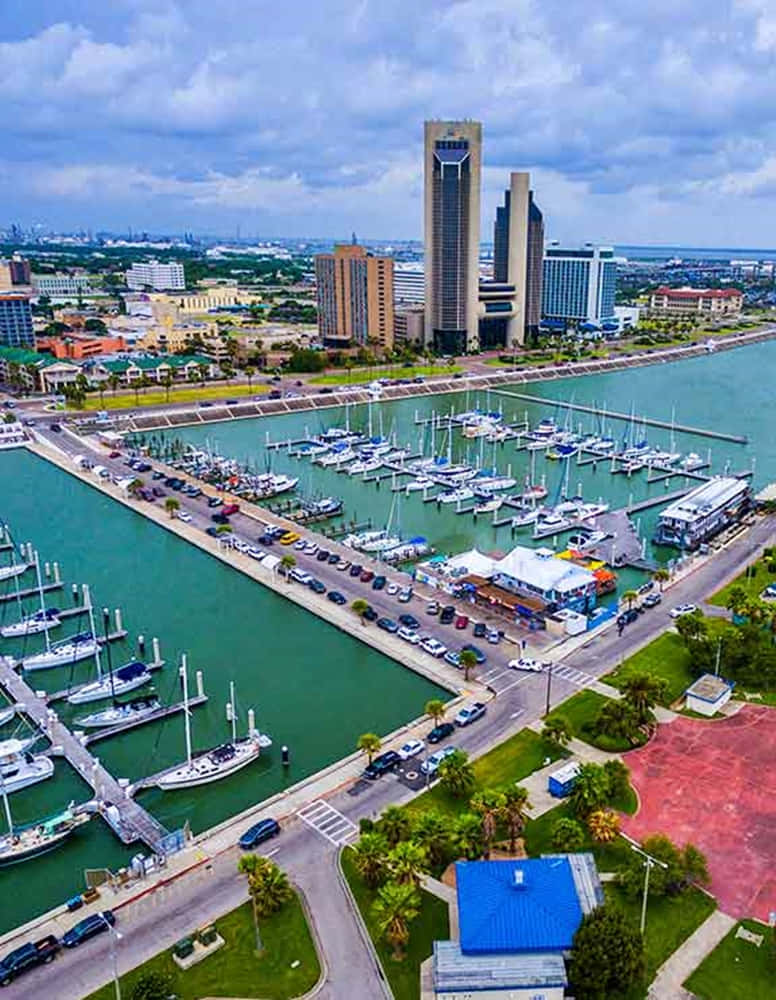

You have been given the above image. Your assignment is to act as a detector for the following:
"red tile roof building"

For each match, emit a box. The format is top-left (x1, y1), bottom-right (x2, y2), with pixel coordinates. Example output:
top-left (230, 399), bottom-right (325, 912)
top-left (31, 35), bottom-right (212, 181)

top-left (649, 285), bottom-right (743, 316)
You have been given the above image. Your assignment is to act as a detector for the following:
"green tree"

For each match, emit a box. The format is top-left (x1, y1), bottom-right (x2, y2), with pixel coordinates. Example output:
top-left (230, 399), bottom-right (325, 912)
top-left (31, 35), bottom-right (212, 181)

top-left (652, 567), bottom-right (670, 592)
top-left (458, 648), bottom-right (478, 682)
top-left (238, 854), bottom-right (293, 952)
top-left (542, 714), bottom-right (572, 747)
top-left (569, 762), bottom-right (611, 819)
top-left (371, 881), bottom-right (420, 961)
top-left (379, 805), bottom-right (412, 848)
top-left (425, 698), bottom-right (446, 727)
top-left (438, 748), bottom-right (475, 799)
top-left (603, 759), bottom-right (631, 803)
top-left (129, 972), bottom-right (174, 1000)
top-left (357, 732), bottom-right (381, 764)
top-left (351, 832), bottom-right (389, 889)
top-left (619, 834), bottom-right (710, 897)
top-left (551, 817), bottom-right (586, 852)
top-left (280, 553), bottom-right (296, 580)
top-left (244, 365), bottom-right (256, 391)
top-left (725, 584), bottom-right (750, 618)
top-left (387, 840), bottom-right (428, 887)
top-left (164, 497), bottom-right (180, 519)
top-left (161, 375), bottom-right (174, 402)
top-left (500, 785), bottom-right (531, 855)
top-left (454, 812), bottom-right (485, 860)
top-left (569, 904), bottom-right (645, 1000)
top-left (108, 373), bottom-right (122, 396)
top-left (622, 672), bottom-right (668, 723)
top-left (675, 610), bottom-right (709, 642)
top-left (594, 699), bottom-right (638, 743)
top-left (587, 808), bottom-right (620, 843)
top-left (622, 589), bottom-right (639, 611)
top-left (351, 598), bottom-right (370, 624)
top-left (411, 811), bottom-right (450, 867)
top-left (471, 788), bottom-right (505, 859)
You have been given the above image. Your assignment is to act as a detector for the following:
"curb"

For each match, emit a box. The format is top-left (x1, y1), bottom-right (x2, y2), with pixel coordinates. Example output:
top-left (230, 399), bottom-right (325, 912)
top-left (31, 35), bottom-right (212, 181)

top-left (336, 847), bottom-right (394, 1000)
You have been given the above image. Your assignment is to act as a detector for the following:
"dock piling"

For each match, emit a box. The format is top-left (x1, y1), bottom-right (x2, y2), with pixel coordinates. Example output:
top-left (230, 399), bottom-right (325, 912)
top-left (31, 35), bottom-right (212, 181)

top-left (115, 608), bottom-right (122, 633)
top-left (152, 636), bottom-right (160, 663)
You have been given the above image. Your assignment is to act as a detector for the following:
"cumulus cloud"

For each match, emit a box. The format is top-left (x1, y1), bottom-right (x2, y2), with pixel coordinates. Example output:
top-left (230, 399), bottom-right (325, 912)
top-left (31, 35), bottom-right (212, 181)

top-left (2, 0), bottom-right (776, 243)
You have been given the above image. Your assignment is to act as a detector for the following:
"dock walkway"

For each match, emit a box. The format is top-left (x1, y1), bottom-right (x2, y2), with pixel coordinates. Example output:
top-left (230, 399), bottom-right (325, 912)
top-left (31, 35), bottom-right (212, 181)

top-left (0, 656), bottom-right (169, 853)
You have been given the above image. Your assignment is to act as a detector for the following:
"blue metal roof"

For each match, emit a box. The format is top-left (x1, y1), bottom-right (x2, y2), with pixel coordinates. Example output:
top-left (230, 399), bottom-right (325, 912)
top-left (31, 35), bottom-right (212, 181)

top-left (456, 858), bottom-right (584, 954)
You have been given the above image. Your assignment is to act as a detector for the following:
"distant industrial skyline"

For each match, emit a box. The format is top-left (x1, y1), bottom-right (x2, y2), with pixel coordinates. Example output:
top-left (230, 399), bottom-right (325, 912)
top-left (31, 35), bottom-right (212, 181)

top-left (4, 1), bottom-right (776, 246)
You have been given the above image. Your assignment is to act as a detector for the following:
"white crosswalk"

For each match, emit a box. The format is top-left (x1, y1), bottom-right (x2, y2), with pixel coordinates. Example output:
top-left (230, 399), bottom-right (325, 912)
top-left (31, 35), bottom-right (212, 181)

top-left (551, 663), bottom-right (595, 689)
top-left (297, 799), bottom-right (359, 846)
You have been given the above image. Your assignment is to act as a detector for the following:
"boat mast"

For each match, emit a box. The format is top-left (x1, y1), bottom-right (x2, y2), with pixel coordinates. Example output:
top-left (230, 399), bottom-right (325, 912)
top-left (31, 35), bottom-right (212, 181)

top-left (229, 680), bottom-right (237, 743)
top-left (102, 608), bottom-right (116, 703)
top-left (84, 586), bottom-right (101, 679)
top-left (0, 772), bottom-right (12, 834)
top-left (181, 655), bottom-right (192, 768)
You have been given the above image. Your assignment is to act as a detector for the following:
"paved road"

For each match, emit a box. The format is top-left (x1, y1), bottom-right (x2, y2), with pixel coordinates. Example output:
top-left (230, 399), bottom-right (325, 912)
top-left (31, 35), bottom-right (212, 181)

top-left (4, 429), bottom-right (772, 999)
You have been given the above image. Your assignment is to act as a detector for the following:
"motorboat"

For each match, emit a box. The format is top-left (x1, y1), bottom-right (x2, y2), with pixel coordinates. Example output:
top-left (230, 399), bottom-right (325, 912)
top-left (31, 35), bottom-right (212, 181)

top-left (302, 497), bottom-right (343, 517)
top-left (589, 437), bottom-right (615, 454)
top-left (522, 483), bottom-right (549, 501)
top-left (0, 804), bottom-right (90, 866)
top-left (0, 740), bottom-right (54, 794)
top-left (680, 452), bottom-right (705, 471)
top-left (474, 497), bottom-right (503, 514)
top-left (67, 660), bottom-right (153, 705)
top-left (404, 476), bottom-right (435, 492)
top-left (512, 507), bottom-right (541, 527)
top-left (74, 692), bottom-right (161, 728)
top-left (536, 511), bottom-right (570, 531)
top-left (360, 533), bottom-right (402, 553)
top-left (1, 607), bottom-right (61, 639)
top-left (346, 458), bottom-right (383, 476)
top-left (381, 537), bottom-right (431, 563)
top-left (295, 442), bottom-right (329, 457)
top-left (19, 631), bottom-right (100, 672)
top-left (343, 529), bottom-right (391, 549)
top-left (437, 487), bottom-right (474, 505)
top-left (253, 474), bottom-right (298, 498)
top-left (532, 418), bottom-right (557, 438)
top-left (317, 446), bottom-right (357, 467)
top-left (525, 438), bottom-right (550, 451)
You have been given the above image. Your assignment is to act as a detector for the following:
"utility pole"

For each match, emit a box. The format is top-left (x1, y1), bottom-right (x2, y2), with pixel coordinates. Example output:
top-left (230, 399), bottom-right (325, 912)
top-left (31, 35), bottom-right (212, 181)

top-left (544, 661), bottom-right (553, 716)
top-left (630, 843), bottom-right (669, 935)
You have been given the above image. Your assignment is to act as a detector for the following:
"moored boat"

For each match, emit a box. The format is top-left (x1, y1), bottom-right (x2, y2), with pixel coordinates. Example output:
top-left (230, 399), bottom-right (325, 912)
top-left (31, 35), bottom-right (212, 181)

top-left (0, 805), bottom-right (90, 866)
top-left (67, 660), bottom-right (152, 705)
top-left (1, 608), bottom-right (61, 639)
top-left (74, 691), bottom-right (161, 728)
top-left (0, 740), bottom-right (54, 794)
top-left (19, 631), bottom-right (100, 672)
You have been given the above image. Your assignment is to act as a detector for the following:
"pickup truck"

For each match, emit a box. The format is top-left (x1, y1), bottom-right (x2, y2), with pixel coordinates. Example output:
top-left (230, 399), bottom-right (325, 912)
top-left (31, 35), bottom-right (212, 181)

top-left (0, 935), bottom-right (60, 985)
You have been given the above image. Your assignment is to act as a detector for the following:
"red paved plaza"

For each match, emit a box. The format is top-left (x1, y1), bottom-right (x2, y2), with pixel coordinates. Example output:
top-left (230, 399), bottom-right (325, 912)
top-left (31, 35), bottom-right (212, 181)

top-left (621, 705), bottom-right (776, 921)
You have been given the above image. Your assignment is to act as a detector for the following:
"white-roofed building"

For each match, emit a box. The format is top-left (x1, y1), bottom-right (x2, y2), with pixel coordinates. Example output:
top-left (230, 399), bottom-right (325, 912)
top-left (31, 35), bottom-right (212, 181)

top-left (492, 545), bottom-right (597, 614)
top-left (415, 548), bottom-right (496, 592)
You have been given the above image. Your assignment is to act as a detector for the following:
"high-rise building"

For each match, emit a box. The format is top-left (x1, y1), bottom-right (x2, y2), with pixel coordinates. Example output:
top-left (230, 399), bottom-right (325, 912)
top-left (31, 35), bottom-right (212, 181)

top-left (9, 255), bottom-right (31, 286)
top-left (394, 263), bottom-right (425, 304)
top-left (424, 120), bottom-right (482, 353)
top-left (315, 243), bottom-right (394, 349)
top-left (0, 261), bottom-right (12, 290)
top-left (126, 260), bottom-right (185, 291)
top-left (542, 244), bottom-right (616, 328)
top-left (490, 172), bottom-right (544, 346)
top-left (0, 294), bottom-right (34, 348)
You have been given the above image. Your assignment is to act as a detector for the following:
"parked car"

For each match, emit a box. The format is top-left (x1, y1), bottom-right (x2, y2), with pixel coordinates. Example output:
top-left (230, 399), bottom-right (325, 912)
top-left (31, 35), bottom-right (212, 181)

top-left (669, 604), bottom-right (697, 619)
top-left (444, 650), bottom-right (461, 667)
top-left (280, 531), bottom-right (300, 545)
top-left (0, 936), bottom-right (59, 985)
top-left (508, 657), bottom-right (544, 672)
top-left (62, 911), bottom-right (115, 948)
top-left (360, 569), bottom-right (375, 583)
top-left (258, 533), bottom-right (275, 545)
top-left (617, 609), bottom-right (639, 626)
top-left (397, 739), bottom-right (425, 760)
top-left (398, 588), bottom-right (413, 603)
top-left (304, 541), bottom-right (319, 555)
top-left (439, 606), bottom-right (456, 624)
top-left (427, 721), bottom-right (455, 744)
top-left (293, 539), bottom-right (307, 550)
top-left (363, 605), bottom-right (378, 622)
top-left (363, 750), bottom-right (401, 780)
top-left (336, 559), bottom-right (351, 572)
top-left (454, 702), bottom-right (486, 727)
top-left (177, 511), bottom-right (192, 523)
top-left (316, 549), bottom-right (331, 562)
top-left (211, 512), bottom-right (230, 524)
top-left (205, 526), bottom-right (220, 538)
top-left (398, 626), bottom-right (420, 644)
top-left (377, 617), bottom-right (399, 633)
top-left (643, 592), bottom-right (662, 608)
top-left (421, 637), bottom-right (447, 658)
top-left (638, 580), bottom-right (655, 594)
top-left (420, 745), bottom-right (456, 776)
top-left (222, 503), bottom-right (240, 516)
top-left (386, 582), bottom-right (399, 596)
top-left (308, 579), bottom-right (326, 594)
top-left (327, 591), bottom-right (346, 605)
top-left (472, 622), bottom-right (487, 638)
top-left (289, 569), bottom-right (312, 585)
top-left (327, 552), bottom-right (340, 565)
top-left (462, 644), bottom-right (486, 664)
top-left (349, 563), bottom-right (363, 577)
top-left (372, 575), bottom-right (387, 591)
top-left (238, 817), bottom-right (280, 849)
top-left (426, 601), bottom-right (440, 615)
top-left (487, 629), bottom-right (501, 644)
top-left (454, 614), bottom-right (469, 629)
top-left (398, 613), bottom-right (419, 629)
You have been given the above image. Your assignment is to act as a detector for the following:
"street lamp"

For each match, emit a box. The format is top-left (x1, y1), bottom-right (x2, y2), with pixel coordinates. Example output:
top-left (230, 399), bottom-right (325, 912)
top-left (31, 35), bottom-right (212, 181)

top-left (544, 661), bottom-right (553, 716)
top-left (98, 914), bottom-right (122, 1000)
top-left (630, 843), bottom-right (669, 936)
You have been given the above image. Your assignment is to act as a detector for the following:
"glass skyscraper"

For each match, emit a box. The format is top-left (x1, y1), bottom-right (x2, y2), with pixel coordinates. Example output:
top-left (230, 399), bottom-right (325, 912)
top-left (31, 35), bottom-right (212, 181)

top-left (0, 294), bottom-right (34, 348)
top-left (542, 245), bottom-right (616, 326)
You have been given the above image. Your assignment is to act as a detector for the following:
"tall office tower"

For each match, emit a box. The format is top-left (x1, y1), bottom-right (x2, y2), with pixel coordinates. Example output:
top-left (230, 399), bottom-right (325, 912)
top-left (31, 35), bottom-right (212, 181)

top-left (315, 243), bottom-right (394, 349)
top-left (424, 120), bottom-right (482, 353)
top-left (492, 172), bottom-right (544, 345)
top-left (542, 244), bottom-right (616, 327)
top-left (9, 255), bottom-right (31, 286)
top-left (0, 294), bottom-right (34, 348)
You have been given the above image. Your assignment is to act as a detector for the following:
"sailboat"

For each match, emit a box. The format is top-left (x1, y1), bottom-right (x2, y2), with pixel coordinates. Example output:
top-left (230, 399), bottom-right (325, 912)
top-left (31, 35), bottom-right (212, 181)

top-left (67, 605), bottom-right (152, 704)
top-left (1, 552), bottom-right (61, 639)
top-left (0, 792), bottom-right (90, 866)
top-left (156, 662), bottom-right (271, 791)
top-left (18, 585), bottom-right (100, 671)
top-left (0, 562), bottom-right (27, 584)
top-left (74, 691), bottom-right (161, 728)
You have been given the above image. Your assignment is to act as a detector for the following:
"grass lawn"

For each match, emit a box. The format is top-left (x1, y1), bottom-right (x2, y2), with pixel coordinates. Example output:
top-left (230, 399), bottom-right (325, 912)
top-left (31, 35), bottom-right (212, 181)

top-left (341, 849), bottom-right (449, 1000)
top-left (405, 729), bottom-right (566, 820)
top-left (709, 555), bottom-right (775, 607)
top-left (605, 632), bottom-right (694, 706)
top-left (309, 363), bottom-right (462, 385)
top-left (684, 919), bottom-right (774, 999)
top-left (71, 382), bottom-right (268, 411)
top-left (522, 802), bottom-right (633, 871)
top-left (85, 895), bottom-right (320, 1000)
top-left (547, 688), bottom-right (642, 753)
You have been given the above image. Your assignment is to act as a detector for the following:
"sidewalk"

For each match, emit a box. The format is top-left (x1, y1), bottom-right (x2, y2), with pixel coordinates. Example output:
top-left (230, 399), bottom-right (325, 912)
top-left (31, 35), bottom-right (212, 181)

top-left (648, 909), bottom-right (735, 999)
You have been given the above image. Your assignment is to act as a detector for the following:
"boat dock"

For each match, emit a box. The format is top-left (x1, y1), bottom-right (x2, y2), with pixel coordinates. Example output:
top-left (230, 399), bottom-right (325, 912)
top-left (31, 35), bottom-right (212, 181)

top-left (0, 654), bottom-right (170, 853)
top-left (489, 389), bottom-right (749, 444)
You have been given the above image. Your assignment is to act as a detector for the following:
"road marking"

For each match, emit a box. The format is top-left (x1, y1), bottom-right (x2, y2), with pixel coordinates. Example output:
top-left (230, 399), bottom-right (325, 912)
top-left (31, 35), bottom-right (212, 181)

top-left (297, 799), bottom-right (359, 846)
top-left (551, 664), bottom-right (595, 689)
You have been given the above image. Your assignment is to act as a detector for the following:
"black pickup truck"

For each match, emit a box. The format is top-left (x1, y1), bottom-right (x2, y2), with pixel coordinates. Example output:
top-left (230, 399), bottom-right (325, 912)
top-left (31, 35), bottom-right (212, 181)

top-left (0, 934), bottom-right (60, 985)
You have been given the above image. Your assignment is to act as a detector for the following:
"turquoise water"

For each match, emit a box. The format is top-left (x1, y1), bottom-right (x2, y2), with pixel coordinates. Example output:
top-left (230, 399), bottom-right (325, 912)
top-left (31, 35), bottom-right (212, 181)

top-left (0, 449), bottom-right (446, 933)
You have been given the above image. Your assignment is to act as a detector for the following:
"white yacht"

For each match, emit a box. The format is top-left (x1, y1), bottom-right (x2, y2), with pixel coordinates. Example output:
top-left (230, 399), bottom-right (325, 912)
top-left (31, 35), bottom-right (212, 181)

top-left (75, 692), bottom-right (161, 728)
top-left (438, 487), bottom-right (474, 505)
top-left (346, 458), bottom-right (382, 476)
top-left (512, 507), bottom-right (540, 527)
top-left (0, 563), bottom-right (27, 584)
top-left (680, 452), bottom-right (705, 471)
top-left (404, 476), bottom-right (435, 493)
top-left (342, 529), bottom-right (390, 549)
top-left (317, 447), bottom-right (357, 467)
top-left (473, 476), bottom-right (516, 493)
top-left (67, 660), bottom-right (153, 705)
top-left (19, 631), bottom-right (100, 672)
top-left (474, 497), bottom-right (503, 514)
top-left (1, 608), bottom-right (61, 639)
top-left (0, 740), bottom-right (54, 794)
top-left (360, 533), bottom-right (402, 553)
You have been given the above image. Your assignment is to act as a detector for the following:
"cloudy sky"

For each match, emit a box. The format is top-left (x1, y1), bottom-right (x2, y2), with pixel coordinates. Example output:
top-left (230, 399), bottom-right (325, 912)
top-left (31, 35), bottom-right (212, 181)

top-left (4, 0), bottom-right (776, 246)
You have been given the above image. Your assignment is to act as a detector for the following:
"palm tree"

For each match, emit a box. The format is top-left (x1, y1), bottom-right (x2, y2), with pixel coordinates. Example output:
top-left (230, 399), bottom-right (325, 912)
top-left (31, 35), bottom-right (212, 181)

top-left (244, 366), bottom-right (256, 392)
top-left (371, 881), bottom-right (420, 961)
top-left (471, 789), bottom-right (505, 859)
top-left (164, 497), bottom-right (180, 519)
top-left (500, 785), bottom-right (531, 855)
top-left (411, 811), bottom-right (449, 867)
top-left (595, 699), bottom-right (638, 742)
top-left (238, 854), bottom-right (293, 951)
top-left (108, 374), bottom-right (121, 396)
top-left (379, 805), bottom-right (412, 848)
top-left (162, 375), bottom-right (174, 403)
top-left (652, 567), bottom-right (670, 592)
top-left (387, 841), bottom-right (428, 887)
top-left (351, 833), bottom-right (388, 888)
top-left (438, 749), bottom-right (475, 799)
top-left (622, 672), bottom-right (667, 723)
top-left (725, 584), bottom-right (750, 618)
top-left (424, 699), bottom-right (446, 728)
top-left (458, 648), bottom-right (477, 683)
top-left (587, 809), bottom-right (620, 843)
top-left (453, 812), bottom-right (485, 860)
top-left (351, 598), bottom-right (369, 624)
top-left (357, 732), bottom-right (381, 764)
top-left (542, 715), bottom-right (571, 748)
top-left (569, 762), bottom-right (611, 819)
top-left (280, 554), bottom-right (296, 580)
top-left (551, 816), bottom-right (585, 852)
top-left (622, 589), bottom-right (639, 611)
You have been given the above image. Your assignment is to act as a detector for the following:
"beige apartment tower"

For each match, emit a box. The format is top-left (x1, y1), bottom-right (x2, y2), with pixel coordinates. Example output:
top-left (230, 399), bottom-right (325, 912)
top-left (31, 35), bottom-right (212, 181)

top-left (493, 171), bottom-right (544, 346)
top-left (315, 243), bottom-right (394, 349)
top-left (424, 120), bottom-right (482, 353)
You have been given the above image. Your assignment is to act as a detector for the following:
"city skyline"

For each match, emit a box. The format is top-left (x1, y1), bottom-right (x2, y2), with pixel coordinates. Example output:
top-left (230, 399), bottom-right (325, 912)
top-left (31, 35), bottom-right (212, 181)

top-left (4, 2), bottom-right (776, 246)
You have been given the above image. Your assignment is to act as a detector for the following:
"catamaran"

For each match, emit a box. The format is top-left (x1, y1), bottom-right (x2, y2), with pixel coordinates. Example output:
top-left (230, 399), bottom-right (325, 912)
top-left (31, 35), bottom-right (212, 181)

top-left (74, 691), bottom-right (161, 728)
top-left (155, 663), bottom-right (270, 791)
